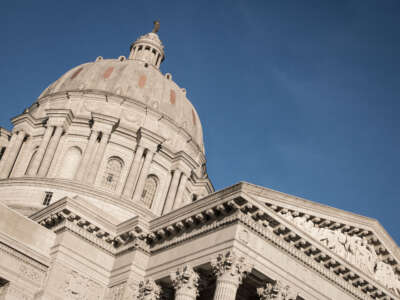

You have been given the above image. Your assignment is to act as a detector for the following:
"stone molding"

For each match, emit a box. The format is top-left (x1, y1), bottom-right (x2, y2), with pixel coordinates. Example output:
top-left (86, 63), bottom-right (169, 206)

top-left (38, 207), bottom-right (150, 255)
top-left (137, 279), bottom-right (161, 300)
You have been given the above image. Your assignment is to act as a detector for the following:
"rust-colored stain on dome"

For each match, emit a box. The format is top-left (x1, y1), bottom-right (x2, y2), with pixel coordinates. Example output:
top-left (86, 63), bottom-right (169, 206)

top-left (192, 109), bottom-right (196, 126)
top-left (138, 75), bottom-right (147, 88)
top-left (70, 67), bottom-right (83, 79)
top-left (170, 90), bottom-right (176, 104)
top-left (103, 67), bottom-right (114, 79)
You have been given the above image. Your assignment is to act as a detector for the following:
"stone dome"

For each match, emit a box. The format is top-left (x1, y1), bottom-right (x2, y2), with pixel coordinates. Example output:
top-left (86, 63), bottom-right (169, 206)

top-left (37, 35), bottom-right (204, 152)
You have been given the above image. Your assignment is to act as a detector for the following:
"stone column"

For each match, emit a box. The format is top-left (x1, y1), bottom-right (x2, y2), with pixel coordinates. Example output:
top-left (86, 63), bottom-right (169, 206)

top-left (211, 250), bottom-right (252, 300)
top-left (75, 129), bottom-right (98, 181)
top-left (26, 126), bottom-right (53, 176)
top-left (0, 130), bottom-right (26, 178)
top-left (132, 150), bottom-right (154, 202)
top-left (172, 173), bottom-right (189, 210)
top-left (170, 265), bottom-right (199, 300)
top-left (122, 145), bottom-right (145, 198)
top-left (136, 279), bottom-right (161, 300)
top-left (38, 126), bottom-right (63, 177)
top-left (87, 132), bottom-right (109, 184)
top-left (162, 169), bottom-right (182, 214)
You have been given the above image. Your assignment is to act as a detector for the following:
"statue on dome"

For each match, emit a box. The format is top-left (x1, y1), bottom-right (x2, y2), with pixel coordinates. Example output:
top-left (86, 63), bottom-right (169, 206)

top-left (152, 20), bottom-right (160, 33)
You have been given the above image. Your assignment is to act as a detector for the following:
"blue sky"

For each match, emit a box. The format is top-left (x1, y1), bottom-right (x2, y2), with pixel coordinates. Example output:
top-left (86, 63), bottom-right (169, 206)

top-left (1, 1), bottom-right (400, 243)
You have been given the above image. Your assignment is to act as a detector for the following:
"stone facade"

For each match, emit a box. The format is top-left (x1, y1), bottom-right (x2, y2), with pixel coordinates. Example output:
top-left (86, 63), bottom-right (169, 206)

top-left (0, 24), bottom-right (399, 300)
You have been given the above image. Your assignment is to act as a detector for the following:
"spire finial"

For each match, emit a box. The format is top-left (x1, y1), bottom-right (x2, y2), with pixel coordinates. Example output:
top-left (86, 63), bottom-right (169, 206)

top-left (152, 20), bottom-right (160, 33)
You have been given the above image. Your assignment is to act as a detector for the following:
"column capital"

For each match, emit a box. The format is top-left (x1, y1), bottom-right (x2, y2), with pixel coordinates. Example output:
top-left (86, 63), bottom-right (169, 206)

top-left (137, 279), bottom-right (161, 300)
top-left (45, 108), bottom-right (74, 127)
top-left (91, 112), bottom-right (119, 134)
top-left (257, 281), bottom-right (298, 300)
top-left (137, 127), bottom-right (165, 152)
top-left (211, 250), bottom-right (252, 285)
top-left (170, 264), bottom-right (199, 296)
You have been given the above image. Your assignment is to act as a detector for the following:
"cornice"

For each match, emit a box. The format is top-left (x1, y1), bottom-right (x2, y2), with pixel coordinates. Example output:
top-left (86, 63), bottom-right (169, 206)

top-left (146, 185), bottom-right (399, 300)
top-left (35, 200), bottom-right (150, 255)
top-left (0, 177), bottom-right (156, 221)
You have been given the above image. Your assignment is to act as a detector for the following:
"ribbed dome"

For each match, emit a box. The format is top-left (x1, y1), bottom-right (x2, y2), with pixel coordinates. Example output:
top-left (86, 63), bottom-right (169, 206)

top-left (38, 57), bottom-right (204, 151)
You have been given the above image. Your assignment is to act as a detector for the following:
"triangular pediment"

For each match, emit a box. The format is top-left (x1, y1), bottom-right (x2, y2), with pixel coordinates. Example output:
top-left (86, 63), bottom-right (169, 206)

top-left (239, 182), bottom-right (400, 297)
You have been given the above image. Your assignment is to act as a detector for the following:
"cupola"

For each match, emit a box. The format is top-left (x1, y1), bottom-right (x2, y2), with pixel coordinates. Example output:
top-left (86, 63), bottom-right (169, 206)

top-left (128, 21), bottom-right (165, 68)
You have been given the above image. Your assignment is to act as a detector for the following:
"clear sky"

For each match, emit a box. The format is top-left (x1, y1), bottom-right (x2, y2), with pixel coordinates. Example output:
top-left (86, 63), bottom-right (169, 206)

top-left (1, 1), bottom-right (399, 243)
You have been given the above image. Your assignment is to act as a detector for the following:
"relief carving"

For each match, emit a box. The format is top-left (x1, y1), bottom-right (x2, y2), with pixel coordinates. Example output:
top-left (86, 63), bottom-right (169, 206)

top-left (281, 212), bottom-right (400, 295)
top-left (19, 264), bottom-right (42, 282)
top-left (63, 270), bottom-right (103, 300)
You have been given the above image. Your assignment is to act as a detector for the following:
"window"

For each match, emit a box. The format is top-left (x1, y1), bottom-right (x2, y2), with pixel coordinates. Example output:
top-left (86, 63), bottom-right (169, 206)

top-left (43, 191), bottom-right (53, 206)
top-left (0, 147), bottom-right (5, 160)
top-left (141, 175), bottom-right (158, 208)
top-left (102, 157), bottom-right (123, 191)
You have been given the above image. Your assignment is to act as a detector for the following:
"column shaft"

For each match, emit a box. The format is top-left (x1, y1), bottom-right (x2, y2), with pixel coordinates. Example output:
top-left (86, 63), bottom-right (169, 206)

top-left (132, 150), bottom-right (154, 202)
top-left (122, 145), bottom-right (145, 198)
top-left (87, 132), bottom-right (109, 184)
top-left (172, 173), bottom-right (188, 209)
top-left (27, 126), bottom-right (53, 176)
top-left (162, 169), bottom-right (181, 213)
top-left (0, 131), bottom-right (26, 178)
top-left (75, 130), bottom-right (98, 181)
top-left (175, 293), bottom-right (197, 300)
top-left (213, 278), bottom-right (239, 300)
top-left (38, 126), bottom-right (63, 177)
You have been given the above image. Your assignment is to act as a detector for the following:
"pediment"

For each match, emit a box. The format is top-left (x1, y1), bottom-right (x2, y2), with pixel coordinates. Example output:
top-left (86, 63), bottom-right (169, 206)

top-left (240, 182), bottom-right (400, 297)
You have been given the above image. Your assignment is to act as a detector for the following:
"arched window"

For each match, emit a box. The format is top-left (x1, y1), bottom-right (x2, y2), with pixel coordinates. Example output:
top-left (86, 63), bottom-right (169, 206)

top-left (59, 146), bottom-right (82, 179)
top-left (25, 147), bottom-right (38, 175)
top-left (102, 157), bottom-right (123, 191)
top-left (141, 175), bottom-right (158, 208)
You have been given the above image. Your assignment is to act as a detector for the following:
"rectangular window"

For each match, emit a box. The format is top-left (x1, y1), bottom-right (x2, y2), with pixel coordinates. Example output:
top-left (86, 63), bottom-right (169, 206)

top-left (43, 191), bottom-right (53, 206)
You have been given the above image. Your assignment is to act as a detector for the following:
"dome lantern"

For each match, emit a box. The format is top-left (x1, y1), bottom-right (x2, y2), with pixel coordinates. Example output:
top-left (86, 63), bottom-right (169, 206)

top-left (129, 21), bottom-right (165, 69)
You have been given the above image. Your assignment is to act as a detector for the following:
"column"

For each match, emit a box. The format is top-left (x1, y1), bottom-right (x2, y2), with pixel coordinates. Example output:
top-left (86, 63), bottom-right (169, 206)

top-left (170, 265), bottom-right (199, 300)
top-left (122, 145), bottom-right (145, 198)
top-left (172, 173), bottom-right (189, 210)
top-left (132, 150), bottom-right (154, 202)
top-left (162, 169), bottom-right (181, 214)
top-left (86, 132), bottom-right (109, 184)
top-left (136, 279), bottom-right (161, 300)
top-left (27, 126), bottom-right (53, 176)
top-left (211, 250), bottom-right (252, 300)
top-left (38, 126), bottom-right (63, 177)
top-left (0, 130), bottom-right (26, 178)
top-left (75, 129), bottom-right (98, 181)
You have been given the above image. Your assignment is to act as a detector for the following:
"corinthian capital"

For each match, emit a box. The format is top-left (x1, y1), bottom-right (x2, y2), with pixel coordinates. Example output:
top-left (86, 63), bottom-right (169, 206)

top-left (137, 279), bottom-right (161, 300)
top-left (211, 250), bottom-right (252, 284)
top-left (257, 281), bottom-right (298, 300)
top-left (170, 265), bottom-right (199, 296)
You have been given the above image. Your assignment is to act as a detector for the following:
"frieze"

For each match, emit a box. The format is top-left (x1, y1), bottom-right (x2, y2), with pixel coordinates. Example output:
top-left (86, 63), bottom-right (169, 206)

top-left (257, 281), bottom-right (299, 300)
top-left (279, 210), bottom-right (400, 296)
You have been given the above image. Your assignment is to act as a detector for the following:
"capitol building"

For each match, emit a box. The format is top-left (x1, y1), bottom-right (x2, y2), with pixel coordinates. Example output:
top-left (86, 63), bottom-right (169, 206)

top-left (0, 23), bottom-right (400, 300)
